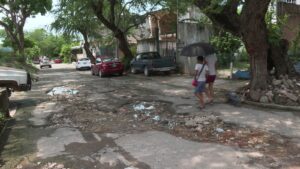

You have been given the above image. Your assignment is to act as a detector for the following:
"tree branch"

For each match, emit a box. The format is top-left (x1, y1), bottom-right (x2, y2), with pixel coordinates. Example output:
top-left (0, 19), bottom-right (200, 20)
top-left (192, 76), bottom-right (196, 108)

top-left (194, 0), bottom-right (241, 36)
top-left (116, 0), bottom-right (133, 27)
top-left (109, 0), bottom-right (116, 25)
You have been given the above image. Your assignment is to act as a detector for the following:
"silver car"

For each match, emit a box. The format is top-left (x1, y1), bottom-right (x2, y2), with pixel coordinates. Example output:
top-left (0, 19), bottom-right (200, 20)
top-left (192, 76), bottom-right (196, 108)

top-left (40, 58), bottom-right (52, 69)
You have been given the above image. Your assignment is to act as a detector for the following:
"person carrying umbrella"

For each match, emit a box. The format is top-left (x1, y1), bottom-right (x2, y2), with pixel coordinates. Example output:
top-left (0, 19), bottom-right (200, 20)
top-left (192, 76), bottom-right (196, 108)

top-left (194, 56), bottom-right (209, 109)
top-left (181, 42), bottom-right (216, 107)
top-left (205, 54), bottom-right (218, 103)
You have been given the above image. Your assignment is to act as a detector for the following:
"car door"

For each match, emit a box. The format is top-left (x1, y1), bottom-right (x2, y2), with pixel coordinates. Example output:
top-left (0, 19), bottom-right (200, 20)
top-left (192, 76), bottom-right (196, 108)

top-left (140, 53), bottom-right (150, 69)
top-left (132, 54), bottom-right (142, 70)
top-left (94, 58), bottom-right (101, 73)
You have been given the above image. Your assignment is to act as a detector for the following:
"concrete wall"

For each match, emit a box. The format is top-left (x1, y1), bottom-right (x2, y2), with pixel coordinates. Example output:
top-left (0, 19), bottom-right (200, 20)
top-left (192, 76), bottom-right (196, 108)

top-left (177, 22), bottom-right (212, 75)
top-left (137, 39), bottom-right (176, 57)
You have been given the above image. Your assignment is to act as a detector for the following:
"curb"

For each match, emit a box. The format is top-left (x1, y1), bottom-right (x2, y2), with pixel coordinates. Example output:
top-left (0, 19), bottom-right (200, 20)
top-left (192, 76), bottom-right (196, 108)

top-left (243, 100), bottom-right (300, 112)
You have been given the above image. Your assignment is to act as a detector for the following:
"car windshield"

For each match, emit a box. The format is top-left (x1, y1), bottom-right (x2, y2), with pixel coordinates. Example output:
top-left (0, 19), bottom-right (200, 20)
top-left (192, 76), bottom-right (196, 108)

top-left (79, 58), bottom-right (90, 61)
top-left (102, 58), bottom-right (116, 63)
top-left (140, 52), bottom-right (161, 59)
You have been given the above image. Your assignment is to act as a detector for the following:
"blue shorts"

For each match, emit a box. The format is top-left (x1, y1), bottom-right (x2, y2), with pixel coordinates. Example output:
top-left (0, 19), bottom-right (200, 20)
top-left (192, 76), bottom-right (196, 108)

top-left (194, 81), bottom-right (206, 94)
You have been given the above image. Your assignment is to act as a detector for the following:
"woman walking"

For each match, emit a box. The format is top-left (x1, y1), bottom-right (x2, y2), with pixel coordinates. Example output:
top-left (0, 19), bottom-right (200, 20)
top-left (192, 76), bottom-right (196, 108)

top-left (194, 56), bottom-right (208, 109)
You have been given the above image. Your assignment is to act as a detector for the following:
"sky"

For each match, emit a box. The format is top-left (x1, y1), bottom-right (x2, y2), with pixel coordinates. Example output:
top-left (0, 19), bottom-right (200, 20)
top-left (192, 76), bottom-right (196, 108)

top-left (24, 13), bottom-right (55, 31)
top-left (24, 0), bottom-right (59, 31)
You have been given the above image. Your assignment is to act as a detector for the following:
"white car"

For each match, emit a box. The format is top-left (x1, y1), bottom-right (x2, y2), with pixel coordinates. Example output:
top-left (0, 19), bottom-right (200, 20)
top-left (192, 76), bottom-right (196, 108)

top-left (76, 58), bottom-right (91, 70)
top-left (40, 58), bottom-right (52, 69)
top-left (0, 66), bottom-right (31, 91)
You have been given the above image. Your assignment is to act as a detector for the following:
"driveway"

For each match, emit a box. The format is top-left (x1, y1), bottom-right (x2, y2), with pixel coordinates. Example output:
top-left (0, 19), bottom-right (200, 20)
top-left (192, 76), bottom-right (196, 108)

top-left (0, 64), bottom-right (299, 169)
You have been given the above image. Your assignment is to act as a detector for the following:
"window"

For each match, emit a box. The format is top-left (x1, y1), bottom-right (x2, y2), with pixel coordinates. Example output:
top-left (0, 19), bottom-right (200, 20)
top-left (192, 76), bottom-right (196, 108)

top-left (96, 58), bottom-right (101, 63)
top-left (136, 54), bottom-right (142, 60)
top-left (282, 0), bottom-right (296, 4)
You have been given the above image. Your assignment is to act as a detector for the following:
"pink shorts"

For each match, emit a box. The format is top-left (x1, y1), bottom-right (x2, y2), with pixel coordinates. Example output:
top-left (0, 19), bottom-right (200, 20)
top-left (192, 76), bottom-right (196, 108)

top-left (206, 75), bottom-right (216, 83)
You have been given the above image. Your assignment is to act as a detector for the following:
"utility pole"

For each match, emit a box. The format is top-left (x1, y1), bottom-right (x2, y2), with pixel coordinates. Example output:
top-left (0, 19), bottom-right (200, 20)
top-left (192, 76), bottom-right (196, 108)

top-left (176, 0), bottom-right (179, 61)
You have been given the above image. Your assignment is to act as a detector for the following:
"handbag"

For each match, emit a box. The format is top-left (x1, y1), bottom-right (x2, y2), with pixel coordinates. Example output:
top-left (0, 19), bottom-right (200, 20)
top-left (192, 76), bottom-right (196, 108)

top-left (192, 64), bottom-right (206, 87)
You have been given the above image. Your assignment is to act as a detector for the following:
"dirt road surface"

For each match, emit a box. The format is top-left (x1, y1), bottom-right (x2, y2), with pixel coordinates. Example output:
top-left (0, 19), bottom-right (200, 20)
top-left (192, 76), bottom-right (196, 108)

top-left (0, 64), bottom-right (299, 169)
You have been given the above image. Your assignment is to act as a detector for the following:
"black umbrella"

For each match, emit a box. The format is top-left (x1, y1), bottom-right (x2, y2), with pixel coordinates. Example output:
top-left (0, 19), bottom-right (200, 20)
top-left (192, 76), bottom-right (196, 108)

top-left (180, 42), bottom-right (215, 56)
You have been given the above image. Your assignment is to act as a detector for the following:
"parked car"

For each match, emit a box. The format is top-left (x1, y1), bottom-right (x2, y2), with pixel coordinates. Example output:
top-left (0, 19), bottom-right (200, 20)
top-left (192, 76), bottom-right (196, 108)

top-left (76, 58), bottom-right (91, 70)
top-left (40, 58), bottom-right (52, 69)
top-left (0, 66), bottom-right (31, 91)
top-left (91, 57), bottom-right (124, 77)
top-left (130, 52), bottom-right (176, 76)
top-left (53, 58), bottom-right (63, 64)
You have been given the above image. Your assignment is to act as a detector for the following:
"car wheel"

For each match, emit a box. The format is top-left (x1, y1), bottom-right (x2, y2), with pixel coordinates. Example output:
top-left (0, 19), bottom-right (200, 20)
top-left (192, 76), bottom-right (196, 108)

top-left (40, 66), bottom-right (43, 69)
top-left (26, 73), bottom-right (32, 91)
top-left (99, 70), bottom-right (103, 78)
top-left (164, 71), bottom-right (170, 75)
top-left (144, 66), bottom-right (150, 76)
top-left (131, 66), bottom-right (137, 74)
top-left (49, 65), bottom-right (52, 68)
top-left (119, 72), bottom-right (123, 76)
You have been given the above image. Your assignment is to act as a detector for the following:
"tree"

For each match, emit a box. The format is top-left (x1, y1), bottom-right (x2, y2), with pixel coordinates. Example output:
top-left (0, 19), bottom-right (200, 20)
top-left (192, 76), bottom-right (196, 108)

top-left (0, 0), bottom-right (52, 58)
top-left (194, 0), bottom-right (294, 100)
top-left (210, 31), bottom-right (242, 67)
top-left (52, 0), bottom-right (101, 63)
top-left (25, 45), bottom-right (41, 60)
top-left (26, 29), bottom-right (73, 58)
top-left (60, 44), bottom-right (72, 63)
top-left (88, 0), bottom-right (161, 62)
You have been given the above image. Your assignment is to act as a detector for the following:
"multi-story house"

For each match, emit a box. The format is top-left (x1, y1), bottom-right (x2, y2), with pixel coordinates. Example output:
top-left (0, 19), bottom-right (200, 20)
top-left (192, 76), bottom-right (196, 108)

top-left (135, 6), bottom-right (212, 74)
top-left (277, 0), bottom-right (300, 43)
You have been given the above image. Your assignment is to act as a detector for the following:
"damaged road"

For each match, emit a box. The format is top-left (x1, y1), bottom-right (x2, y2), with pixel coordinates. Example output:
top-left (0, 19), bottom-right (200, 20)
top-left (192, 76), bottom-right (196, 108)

top-left (0, 64), bottom-right (300, 169)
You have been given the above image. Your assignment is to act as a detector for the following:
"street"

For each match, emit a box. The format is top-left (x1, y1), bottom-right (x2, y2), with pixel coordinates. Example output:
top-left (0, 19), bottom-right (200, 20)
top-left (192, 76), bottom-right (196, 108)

top-left (0, 64), bottom-right (300, 169)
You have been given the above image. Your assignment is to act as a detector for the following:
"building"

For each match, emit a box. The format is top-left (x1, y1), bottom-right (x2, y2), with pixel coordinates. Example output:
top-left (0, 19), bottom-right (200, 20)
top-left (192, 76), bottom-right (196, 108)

top-left (136, 10), bottom-right (177, 57)
top-left (277, 1), bottom-right (300, 43)
top-left (280, 0), bottom-right (300, 5)
top-left (136, 6), bottom-right (212, 74)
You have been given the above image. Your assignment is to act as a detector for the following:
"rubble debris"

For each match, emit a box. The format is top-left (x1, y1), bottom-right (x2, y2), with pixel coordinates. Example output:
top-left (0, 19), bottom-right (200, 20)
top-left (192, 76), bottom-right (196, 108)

top-left (243, 75), bottom-right (300, 106)
top-left (47, 86), bottom-right (79, 96)
top-left (259, 96), bottom-right (269, 103)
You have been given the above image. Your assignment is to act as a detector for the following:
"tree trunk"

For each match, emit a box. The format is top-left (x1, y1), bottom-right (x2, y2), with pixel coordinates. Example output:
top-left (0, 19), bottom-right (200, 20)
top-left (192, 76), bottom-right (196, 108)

top-left (268, 39), bottom-right (295, 76)
top-left (81, 32), bottom-right (96, 64)
top-left (18, 29), bottom-right (25, 58)
top-left (90, 1), bottom-right (133, 64)
top-left (115, 29), bottom-right (133, 59)
top-left (241, 0), bottom-right (270, 101)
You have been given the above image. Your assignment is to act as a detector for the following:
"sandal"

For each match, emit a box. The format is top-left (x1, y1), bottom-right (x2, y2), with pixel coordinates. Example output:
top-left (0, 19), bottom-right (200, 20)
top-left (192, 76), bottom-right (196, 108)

top-left (207, 98), bottom-right (214, 104)
top-left (198, 106), bottom-right (205, 109)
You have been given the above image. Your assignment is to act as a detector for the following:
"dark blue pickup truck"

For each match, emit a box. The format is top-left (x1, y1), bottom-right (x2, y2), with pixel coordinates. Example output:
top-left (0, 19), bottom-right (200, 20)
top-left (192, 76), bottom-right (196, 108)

top-left (130, 52), bottom-right (176, 76)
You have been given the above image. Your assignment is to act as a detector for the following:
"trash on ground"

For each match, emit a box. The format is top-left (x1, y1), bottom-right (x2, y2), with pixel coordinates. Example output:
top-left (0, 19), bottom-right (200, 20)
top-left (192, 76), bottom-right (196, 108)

top-left (133, 102), bottom-right (155, 111)
top-left (152, 115), bottom-right (160, 121)
top-left (226, 92), bottom-right (241, 106)
top-left (233, 70), bottom-right (250, 80)
top-left (216, 128), bottom-right (225, 133)
top-left (47, 86), bottom-right (79, 96)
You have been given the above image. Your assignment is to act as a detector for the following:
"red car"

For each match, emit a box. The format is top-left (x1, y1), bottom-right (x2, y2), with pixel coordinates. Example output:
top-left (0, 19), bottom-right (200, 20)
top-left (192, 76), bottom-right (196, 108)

top-left (91, 57), bottom-right (124, 77)
top-left (53, 58), bottom-right (63, 64)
